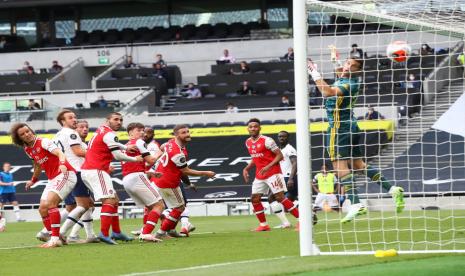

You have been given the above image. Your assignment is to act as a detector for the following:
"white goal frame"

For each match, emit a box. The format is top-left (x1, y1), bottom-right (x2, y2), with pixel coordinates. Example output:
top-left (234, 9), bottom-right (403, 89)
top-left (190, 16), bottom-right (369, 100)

top-left (294, 0), bottom-right (465, 256)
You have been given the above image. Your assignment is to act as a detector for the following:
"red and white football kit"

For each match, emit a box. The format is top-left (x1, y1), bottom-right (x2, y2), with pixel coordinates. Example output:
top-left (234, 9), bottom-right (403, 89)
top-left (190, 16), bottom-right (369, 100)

top-left (246, 135), bottom-right (286, 195)
top-left (25, 137), bottom-right (77, 200)
top-left (245, 135), bottom-right (299, 226)
top-left (81, 125), bottom-right (121, 200)
top-left (152, 138), bottom-right (187, 209)
top-left (122, 138), bottom-right (161, 207)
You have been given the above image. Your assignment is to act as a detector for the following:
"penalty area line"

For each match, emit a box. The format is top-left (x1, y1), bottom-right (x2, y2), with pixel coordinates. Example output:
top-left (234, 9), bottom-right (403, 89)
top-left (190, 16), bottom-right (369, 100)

top-left (121, 256), bottom-right (291, 276)
top-left (0, 245), bottom-right (37, 250)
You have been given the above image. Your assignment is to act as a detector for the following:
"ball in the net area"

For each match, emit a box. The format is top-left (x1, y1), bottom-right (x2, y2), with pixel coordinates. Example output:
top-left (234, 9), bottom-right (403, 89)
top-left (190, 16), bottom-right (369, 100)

top-left (386, 41), bottom-right (411, 62)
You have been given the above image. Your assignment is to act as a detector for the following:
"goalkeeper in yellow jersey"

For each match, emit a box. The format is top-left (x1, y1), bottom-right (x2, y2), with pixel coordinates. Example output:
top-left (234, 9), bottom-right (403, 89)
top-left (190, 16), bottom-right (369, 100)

top-left (307, 46), bottom-right (405, 223)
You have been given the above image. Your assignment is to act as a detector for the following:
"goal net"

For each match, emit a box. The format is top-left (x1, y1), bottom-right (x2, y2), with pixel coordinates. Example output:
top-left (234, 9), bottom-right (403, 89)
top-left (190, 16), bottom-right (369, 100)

top-left (299, 0), bottom-right (465, 254)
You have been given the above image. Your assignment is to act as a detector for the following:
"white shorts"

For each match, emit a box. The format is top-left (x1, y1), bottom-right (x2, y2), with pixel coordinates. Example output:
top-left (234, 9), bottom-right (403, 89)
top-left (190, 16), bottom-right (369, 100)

top-left (314, 193), bottom-right (339, 208)
top-left (40, 171), bottom-right (77, 201)
top-left (122, 172), bottom-right (162, 207)
top-left (157, 186), bottom-right (185, 209)
top-left (252, 174), bottom-right (287, 195)
top-left (81, 170), bottom-right (116, 201)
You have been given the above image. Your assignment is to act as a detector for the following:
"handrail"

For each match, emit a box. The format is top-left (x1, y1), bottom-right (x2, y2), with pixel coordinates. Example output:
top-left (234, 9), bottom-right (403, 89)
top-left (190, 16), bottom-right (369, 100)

top-left (148, 102), bottom-right (398, 117)
top-left (45, 57), bottom-right (83, 90)
top-left (30, 36), bottom-right (252, 52)
top-left (92, 54), bottom-right (127, 89)
top-left (0, 86), bottom-right (150, 98)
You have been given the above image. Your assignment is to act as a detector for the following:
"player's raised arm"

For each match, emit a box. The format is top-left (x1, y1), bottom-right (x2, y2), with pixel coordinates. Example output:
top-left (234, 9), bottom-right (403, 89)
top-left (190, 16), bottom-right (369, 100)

top-left (103, 131), bottom-right (143, 162)
top-left (180, 166), bottom-right (215, 178)
top-left (329, 45), bottom-right (343, 77)
top-left (172, 152), bottom-right (215, 178)
top-left (307, 59), bottom-right (343, 97)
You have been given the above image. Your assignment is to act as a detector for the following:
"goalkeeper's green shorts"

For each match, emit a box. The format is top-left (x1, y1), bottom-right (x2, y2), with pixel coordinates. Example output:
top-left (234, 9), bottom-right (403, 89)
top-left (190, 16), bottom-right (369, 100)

top-left (326, 126), bottom-right (363, 161)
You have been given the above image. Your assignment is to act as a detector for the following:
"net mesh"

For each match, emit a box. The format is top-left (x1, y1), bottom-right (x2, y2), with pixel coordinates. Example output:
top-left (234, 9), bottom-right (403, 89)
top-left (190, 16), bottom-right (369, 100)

top-left (305, 0), bottom-right (465, 253)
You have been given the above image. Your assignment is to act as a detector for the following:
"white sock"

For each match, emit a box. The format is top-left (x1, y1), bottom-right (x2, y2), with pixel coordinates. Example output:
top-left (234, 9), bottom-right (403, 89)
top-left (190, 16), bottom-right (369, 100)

top-left (81, 207), bottom-right (96, 238)
top-left (60, 209), bottom-right (69, 224)
top-left (270, 201), bottom-right (290, 226)
top-left (69, 220), bottom-right (84, 238)
top-left (13, 206), bottom-right (21, 220)
top-left (180, 208), bottom-right (190, 228)
top-left (60, 206), bottom-right (86, 235)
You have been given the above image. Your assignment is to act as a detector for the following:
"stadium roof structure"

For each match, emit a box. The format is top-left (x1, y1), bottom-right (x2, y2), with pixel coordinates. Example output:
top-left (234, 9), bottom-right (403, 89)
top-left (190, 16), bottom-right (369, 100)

top-left (307, 0), bottom-right (465, 38)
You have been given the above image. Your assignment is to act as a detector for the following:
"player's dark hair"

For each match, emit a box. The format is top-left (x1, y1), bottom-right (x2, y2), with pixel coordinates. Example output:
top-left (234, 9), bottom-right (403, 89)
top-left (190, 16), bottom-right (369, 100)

top-left (247, 118), bottom-right (261, 125)
top-left (10, 123), bottom-right (35, 147)
top-left (106, 112), bottom-right (122, 120)
top-left (56, 109), bottom-right (75, 126)
top-left (127, 122), bottom-right (145, 133)
top-left (173, 124), bottom-right (189, 134)
top-left (279, 130), bottom-right (289, 136)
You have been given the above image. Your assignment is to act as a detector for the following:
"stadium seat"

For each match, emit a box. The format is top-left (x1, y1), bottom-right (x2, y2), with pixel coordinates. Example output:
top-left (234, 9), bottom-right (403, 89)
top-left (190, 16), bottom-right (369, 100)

top-left (273, 120), bottom-right (286, 124)
top-left (205, 122), bottom-right (218, 128)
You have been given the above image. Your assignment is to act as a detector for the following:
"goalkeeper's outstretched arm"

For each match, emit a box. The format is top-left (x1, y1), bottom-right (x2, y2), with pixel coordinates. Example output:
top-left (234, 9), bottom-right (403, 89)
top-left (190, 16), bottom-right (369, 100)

top-left (307, 58), bottom-right (343, 98)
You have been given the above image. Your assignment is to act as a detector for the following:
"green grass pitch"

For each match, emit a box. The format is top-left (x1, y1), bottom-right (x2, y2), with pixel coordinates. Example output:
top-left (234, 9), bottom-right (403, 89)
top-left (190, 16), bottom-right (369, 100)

top-left (0, 210), bottom-right (464, 275)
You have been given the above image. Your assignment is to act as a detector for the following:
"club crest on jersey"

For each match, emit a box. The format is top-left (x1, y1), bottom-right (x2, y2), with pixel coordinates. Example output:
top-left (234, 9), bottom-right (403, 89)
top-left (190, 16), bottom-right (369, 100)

top-left (114, 136), bottom-right (119, 142)
top-left (70, 134), bottom-right (77, 139)
top-left (37, 147), bottom-right (41, 153)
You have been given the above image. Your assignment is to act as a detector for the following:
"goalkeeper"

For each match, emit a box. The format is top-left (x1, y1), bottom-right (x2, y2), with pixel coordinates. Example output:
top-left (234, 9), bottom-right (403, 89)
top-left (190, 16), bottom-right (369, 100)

top-left (307, 46), bottom-right (405, 223)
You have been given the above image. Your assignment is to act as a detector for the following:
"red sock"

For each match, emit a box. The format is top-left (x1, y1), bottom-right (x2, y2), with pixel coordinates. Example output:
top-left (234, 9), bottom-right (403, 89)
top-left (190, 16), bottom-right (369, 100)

top-left (42, 215), bottom-right (51, 232)
top-left (100, 204), bottom-right (113, 237)
top-left (142, 210), bottom-right (161, 234)
top-left (143, 207), bottom-right (149, 225)
top-left (252, 203), bottom-right (267, 223)
top-left (111, 205), bottom-right (121, 234)
top-left (160, 208), bottom-right (182, 232)
top-left (281, 198), bottom-right (299, 218)
top-left (48, 208), bottom-right (61, 237)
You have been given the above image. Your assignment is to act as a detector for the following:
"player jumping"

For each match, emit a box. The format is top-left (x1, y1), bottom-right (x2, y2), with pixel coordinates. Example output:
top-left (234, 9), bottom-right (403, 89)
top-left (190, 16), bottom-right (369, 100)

top-left (11, 123), bottom-right (77, 248)
top-left (307, 46), bottom-right (405, 223)
top-left (151, 124), bottom-right (215, 239)
top-left (243, 118), bottom-right (300, 231)
top-left (81, 112), bottom-right (143, 244)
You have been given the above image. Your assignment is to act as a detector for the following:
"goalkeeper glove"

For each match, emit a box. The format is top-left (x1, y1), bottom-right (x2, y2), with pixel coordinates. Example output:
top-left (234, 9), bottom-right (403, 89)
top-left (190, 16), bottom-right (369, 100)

top-left (307, 59), bottom-right (322, 81)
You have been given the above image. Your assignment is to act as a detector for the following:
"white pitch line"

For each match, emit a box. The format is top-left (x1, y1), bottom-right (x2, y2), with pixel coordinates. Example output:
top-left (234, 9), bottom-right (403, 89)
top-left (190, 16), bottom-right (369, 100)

top-left (121, 256), bottom-right (291, 276)
top-left (0, 245), bottom-right (37, 250)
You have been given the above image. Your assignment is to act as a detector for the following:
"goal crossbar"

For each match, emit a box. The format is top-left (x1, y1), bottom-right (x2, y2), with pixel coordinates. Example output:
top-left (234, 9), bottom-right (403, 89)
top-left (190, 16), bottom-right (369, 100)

top-left (306, 0), bottom-right (465, 38)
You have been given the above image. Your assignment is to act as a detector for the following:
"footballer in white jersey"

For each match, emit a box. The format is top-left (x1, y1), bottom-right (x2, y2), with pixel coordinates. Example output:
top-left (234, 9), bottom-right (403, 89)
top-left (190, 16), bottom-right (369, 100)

top-left (46, 111), bottom-right (97, 243)
top-left (54, 127), bottom-right (84, 171)
top-left (277, 131), bottom-right (298, 200)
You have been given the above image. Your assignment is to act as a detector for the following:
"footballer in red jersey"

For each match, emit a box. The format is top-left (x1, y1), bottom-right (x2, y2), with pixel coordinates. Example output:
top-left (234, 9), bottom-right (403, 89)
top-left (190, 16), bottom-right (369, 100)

top-left (152, 124), bottom-right (215, 239)
top-left (81, 112), bottom-right (143, 244)
top-left (243, 118), bottom-right (300, 231)
top-left (121, 122), bottom-right (164, 242)
top-left (11, 123), bottom-right (77, 248)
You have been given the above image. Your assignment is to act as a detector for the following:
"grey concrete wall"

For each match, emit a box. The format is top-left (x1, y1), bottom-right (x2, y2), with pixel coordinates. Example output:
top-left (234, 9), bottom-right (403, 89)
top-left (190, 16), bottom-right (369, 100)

top-left (49, 59), bottom-right (93, 90)
top-left (423, 42), bottom-right (464, 104)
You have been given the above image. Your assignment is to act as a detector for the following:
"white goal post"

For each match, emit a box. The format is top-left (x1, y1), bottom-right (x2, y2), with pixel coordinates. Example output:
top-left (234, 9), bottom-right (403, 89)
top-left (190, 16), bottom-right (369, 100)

top-left (294, 0), bottom-right (465, 256)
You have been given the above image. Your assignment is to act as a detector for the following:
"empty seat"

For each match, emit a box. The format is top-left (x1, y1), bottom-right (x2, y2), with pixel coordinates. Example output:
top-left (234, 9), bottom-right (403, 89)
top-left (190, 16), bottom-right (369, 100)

top-left (104, 29), bottom-right (119, 44)
top-left (121, 28), bottom-right (135, 43)
top-left (88, 30), bottom-right (104, 45)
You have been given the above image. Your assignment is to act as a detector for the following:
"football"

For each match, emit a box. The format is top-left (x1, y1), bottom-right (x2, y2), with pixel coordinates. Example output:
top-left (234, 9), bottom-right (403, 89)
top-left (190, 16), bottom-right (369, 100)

top-left (386, 40), bottom-right (411, 62)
